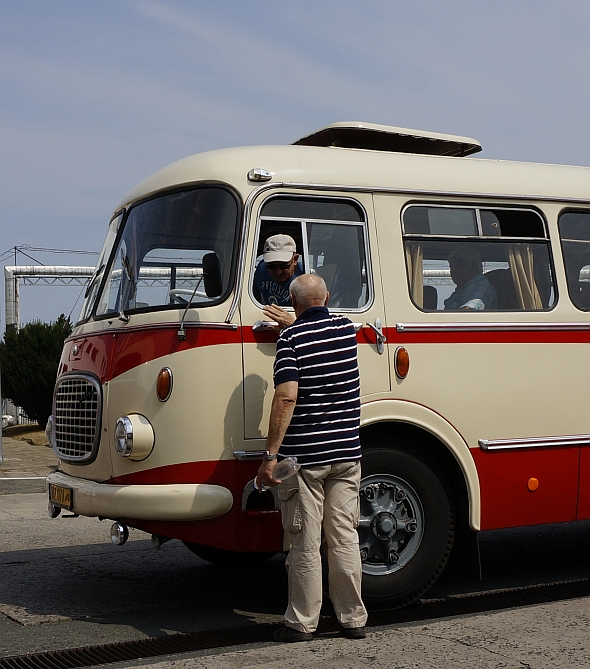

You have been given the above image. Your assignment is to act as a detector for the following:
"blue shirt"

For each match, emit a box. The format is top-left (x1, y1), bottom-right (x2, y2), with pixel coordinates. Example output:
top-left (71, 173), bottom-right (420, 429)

top-left (253, 261), bottom-right (304, 306)
top-left (444, 273), bottom-right (498, 310)
top-left (274, 306), bottom-right (361, 467)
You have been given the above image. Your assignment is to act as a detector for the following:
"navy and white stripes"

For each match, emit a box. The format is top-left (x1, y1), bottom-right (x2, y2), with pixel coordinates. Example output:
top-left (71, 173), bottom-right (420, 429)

top-left (274, 306), bottom-right (361, 466)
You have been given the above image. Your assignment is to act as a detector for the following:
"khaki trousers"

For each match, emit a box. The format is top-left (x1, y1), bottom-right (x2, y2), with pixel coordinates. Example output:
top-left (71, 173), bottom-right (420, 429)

top-left (278, 460), bottom-right (367, 633)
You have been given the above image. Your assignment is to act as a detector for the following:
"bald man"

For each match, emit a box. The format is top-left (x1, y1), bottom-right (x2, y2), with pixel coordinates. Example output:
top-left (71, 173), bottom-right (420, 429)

top-left (256, 274), bottom-right (367, 642)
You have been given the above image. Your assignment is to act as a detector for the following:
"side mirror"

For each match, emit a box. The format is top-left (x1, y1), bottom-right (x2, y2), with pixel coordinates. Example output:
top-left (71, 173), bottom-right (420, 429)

top-left (202, 253), bottom-right (222, 297)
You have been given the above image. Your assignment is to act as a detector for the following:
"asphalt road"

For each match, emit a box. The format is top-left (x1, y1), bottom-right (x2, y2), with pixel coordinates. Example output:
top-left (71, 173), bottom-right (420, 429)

top-left (1, 482), bottom-right (589, 659)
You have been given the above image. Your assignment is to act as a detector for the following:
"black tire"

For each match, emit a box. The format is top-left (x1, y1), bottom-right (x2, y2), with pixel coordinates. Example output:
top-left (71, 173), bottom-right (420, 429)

top-left (359, 444), bottom-right (454, 607)
top-left (183, 542), bottom-right (277, 566)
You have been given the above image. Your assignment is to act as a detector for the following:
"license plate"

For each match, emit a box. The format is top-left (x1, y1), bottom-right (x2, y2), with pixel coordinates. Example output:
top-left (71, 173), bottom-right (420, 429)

top-left (49, 484), bottom-right (73, 510)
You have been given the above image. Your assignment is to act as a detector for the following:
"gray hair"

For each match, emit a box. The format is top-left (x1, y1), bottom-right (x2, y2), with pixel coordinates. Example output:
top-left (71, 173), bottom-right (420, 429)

top-left (289, 273), bottom-right (328, 309)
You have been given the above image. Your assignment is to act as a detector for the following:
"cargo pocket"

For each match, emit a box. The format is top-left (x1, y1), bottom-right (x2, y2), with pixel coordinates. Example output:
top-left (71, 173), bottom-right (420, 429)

top-left (278, 485), bottom-right (302, 533)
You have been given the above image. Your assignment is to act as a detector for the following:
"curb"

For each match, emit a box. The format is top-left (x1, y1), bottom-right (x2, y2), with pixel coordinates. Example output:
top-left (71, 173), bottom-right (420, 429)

top-left (0, 477), bottom-right (47, 495)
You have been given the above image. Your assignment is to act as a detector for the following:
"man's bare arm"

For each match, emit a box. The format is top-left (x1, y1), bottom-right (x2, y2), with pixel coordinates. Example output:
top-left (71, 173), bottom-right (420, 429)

top-left (256, 381), bottom-right (298, 488)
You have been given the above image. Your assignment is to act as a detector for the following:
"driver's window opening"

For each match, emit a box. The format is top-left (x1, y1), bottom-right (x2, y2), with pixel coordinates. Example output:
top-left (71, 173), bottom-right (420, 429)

top-left (253, 196), bottom-right (370, 310)
top-left (403, 205), bottom-right (555, 312)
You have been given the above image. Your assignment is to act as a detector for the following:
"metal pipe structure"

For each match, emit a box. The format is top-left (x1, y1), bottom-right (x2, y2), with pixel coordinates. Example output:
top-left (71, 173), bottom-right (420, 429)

top-left (3, 266), bottom-right (95, 331)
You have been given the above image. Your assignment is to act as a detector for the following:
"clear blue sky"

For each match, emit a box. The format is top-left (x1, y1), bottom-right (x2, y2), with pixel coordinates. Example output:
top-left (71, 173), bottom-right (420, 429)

top-left (2, 0), bottom-right (590, 324)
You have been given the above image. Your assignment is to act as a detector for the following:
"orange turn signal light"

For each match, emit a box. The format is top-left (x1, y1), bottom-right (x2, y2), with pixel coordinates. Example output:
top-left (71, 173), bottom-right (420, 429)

top-left (527, 477), bottom-right (539, 492)
top-left (156, 367), bottom-right (173, 402)
top-left (394, 346), bottom-right (410, 379)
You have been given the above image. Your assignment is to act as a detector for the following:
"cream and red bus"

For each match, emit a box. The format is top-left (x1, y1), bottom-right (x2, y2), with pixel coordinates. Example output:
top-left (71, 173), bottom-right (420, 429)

top-left (46, 122), bottom-right (590, 606)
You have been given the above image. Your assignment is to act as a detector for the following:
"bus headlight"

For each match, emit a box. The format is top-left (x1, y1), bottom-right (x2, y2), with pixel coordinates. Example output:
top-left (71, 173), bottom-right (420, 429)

top-left (114, 414), bottom-right (155, 461)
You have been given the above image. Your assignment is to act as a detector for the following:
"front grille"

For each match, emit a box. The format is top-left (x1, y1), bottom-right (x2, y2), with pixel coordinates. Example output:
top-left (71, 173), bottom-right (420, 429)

top-left (53, 374), bottom-right (102, 462)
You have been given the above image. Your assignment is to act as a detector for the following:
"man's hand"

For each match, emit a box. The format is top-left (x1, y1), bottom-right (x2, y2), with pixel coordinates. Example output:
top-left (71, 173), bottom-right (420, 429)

top-left (256, 459), bottom-right (281, 490)
top-left (262, 304), bottom-right (295, 331)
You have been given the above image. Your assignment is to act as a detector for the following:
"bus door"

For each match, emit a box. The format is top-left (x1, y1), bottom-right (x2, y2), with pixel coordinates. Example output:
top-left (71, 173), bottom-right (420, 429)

top-left (241, 192), bottom-right (390, 442)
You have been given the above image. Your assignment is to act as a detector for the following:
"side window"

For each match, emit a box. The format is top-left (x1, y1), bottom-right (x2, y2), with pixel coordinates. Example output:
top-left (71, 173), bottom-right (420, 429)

top-left (403, 205), bottom-right (554, 311)
top-left (252, 196), bottom-right (370, 309)
top-left (558, 211), bottom-right (590, 311)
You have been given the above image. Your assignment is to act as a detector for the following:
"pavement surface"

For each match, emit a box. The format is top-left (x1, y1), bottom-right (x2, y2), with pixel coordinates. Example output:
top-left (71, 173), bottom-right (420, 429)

top-left (1, 434), bottom-right (589, 667)
top-left (1, 431), bottom-right (57, 493)
top-left (116, 597), bottom-right (590, 668)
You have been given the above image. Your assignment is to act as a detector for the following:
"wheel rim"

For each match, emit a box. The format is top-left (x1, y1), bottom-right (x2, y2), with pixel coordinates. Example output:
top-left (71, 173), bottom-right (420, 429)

top-left (358, 473), bottom-right (424, 576)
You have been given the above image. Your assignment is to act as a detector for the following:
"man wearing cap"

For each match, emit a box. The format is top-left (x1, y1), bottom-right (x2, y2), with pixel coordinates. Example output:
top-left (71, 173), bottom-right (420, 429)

top-left (253, 234), bottom-right (304, 307)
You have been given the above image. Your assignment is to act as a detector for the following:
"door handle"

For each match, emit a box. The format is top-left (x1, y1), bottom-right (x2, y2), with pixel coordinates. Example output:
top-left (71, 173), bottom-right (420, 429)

top-left (253, 320), bottom-right (279, 332)
top-left (366, 318), bottom-right (387, 355)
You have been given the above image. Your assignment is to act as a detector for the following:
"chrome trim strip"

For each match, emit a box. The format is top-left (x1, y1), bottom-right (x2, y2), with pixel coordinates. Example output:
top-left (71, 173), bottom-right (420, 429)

top-left (226, 182), bottom-right (282, 323)
top-left (271, 181), bottom-right (590, 206)
top-left (396, 321), bottom-right (590, 333)
top-left (65, 321), bottom-right (238, 342)
top-left (479, 435), bottom-right (590, 451)
top-left (233, 450), bottom-right (266, 461)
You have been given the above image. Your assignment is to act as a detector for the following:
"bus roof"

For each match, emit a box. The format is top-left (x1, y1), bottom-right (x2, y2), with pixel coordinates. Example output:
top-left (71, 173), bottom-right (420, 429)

top-left (119, 133), bottom-right (590, 212)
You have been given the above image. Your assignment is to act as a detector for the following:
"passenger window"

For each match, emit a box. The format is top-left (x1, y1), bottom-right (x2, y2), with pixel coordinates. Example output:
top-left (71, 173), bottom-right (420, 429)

top-left (559, 210), bottom-right (590, 310)
top-left (403, 205), bottom-right (554, 311)
top-left (252, 196), bottom-right (370, 309)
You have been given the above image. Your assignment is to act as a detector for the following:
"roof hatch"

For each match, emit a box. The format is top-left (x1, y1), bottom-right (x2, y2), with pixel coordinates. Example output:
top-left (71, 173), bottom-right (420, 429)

top-left (293, 121), bottom-right (482, 157)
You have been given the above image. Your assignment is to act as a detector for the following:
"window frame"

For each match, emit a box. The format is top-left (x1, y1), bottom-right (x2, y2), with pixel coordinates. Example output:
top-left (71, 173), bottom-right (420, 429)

top-left (88, 183), bottom-right (243, 322)
top-left (249, 193), bottom-right (374, 313)
top-left (401, 202), bottom-right (556, 313)
top-left (557, 207), bottom-right (590, 312)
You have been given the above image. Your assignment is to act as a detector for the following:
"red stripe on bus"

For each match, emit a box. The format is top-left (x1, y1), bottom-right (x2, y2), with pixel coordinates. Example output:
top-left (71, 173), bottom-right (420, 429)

top-left (385, 328), bottom-right (590, 345)
top-left (59, 327), bottom-right (241, 383)
top-left (59, 324), bottom-right (590, 384)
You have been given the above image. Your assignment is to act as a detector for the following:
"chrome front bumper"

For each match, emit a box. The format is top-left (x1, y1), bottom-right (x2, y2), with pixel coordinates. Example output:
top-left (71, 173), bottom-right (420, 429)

top-left (46, 471), bottom-right (233, 521)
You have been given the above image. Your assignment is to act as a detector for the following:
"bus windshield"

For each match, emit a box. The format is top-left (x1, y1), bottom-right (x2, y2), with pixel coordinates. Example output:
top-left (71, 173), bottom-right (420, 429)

top-left (93, 186), bottom-right (239, 318)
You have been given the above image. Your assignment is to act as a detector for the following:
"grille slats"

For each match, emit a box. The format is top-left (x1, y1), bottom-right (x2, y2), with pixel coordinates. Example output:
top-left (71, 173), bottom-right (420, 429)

top-left (53, 375), bottom-right (102, 462)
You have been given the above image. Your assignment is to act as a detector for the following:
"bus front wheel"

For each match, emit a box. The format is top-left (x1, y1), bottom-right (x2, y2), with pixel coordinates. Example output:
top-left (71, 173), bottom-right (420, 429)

top-left (359, 446), bottom-right (454, 607)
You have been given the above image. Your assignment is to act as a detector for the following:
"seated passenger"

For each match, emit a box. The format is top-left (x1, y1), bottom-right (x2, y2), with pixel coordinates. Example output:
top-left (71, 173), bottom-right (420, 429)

top-left (444, 247), bottom-right (497, 311)
top-left (253, 234), bottom-right (303, 306)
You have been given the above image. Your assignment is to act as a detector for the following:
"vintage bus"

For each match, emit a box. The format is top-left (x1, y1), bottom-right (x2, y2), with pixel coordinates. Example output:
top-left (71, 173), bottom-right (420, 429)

top-left (46, 122), bottom-right (590, 607)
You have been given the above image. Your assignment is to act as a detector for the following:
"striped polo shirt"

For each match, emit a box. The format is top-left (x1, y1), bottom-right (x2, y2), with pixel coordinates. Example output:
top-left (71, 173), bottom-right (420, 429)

top-left (274, 306), bottom-right (361, 466)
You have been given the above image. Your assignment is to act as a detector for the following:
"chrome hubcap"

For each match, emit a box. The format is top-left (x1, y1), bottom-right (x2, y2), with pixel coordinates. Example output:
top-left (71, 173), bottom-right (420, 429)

top-left (358, 474), bottom-right (424, 575)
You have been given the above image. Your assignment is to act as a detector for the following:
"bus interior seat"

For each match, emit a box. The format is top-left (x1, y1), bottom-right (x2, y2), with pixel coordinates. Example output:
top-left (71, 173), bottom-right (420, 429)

top-left (485, 269), bottom-right (519, 309)
top-left (315, 263), bottom-right (338, 292)
top-left (316, 262), bottom-right (362, 308)
top-left (423, 285), bottom-right (438, 310)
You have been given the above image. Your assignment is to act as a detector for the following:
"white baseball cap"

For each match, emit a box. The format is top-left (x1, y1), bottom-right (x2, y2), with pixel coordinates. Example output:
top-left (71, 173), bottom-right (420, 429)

top-left (263, 234), bottom-right (296, 263)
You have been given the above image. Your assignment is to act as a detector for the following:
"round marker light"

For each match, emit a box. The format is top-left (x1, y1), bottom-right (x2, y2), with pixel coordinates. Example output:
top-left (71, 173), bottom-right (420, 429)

top-left (394, 346), bottom-right (410, 379)
top-left (156, 367), bottom-right (173, 402)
